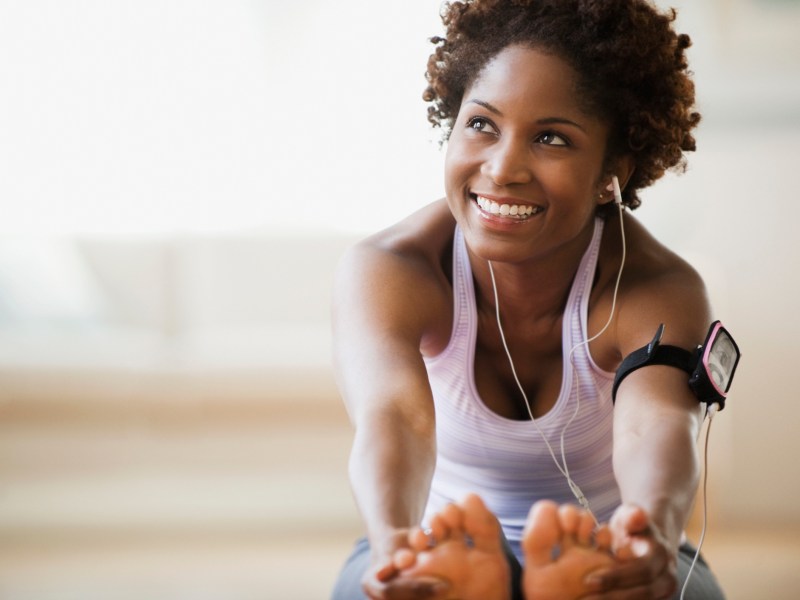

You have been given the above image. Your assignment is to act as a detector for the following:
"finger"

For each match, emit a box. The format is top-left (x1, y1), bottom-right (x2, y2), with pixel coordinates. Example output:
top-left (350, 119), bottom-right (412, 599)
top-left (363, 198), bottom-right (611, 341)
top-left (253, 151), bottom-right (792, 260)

top-left (581, 569), bottom-right (677, 600)
top-left (610, 505), bottom-right (651, 551)
top-left (392, 548), bottom-right (416, 570)
top-left (382, 576), bottom-right (452, 600)
top-left (363, 569), bottom-right (392, 599)
top-left (364, 571), bottom-right (450, 600)
top-left (583, 552), bottom-right (669, 593)
top-left (374, 560), bottom-right (399, 583)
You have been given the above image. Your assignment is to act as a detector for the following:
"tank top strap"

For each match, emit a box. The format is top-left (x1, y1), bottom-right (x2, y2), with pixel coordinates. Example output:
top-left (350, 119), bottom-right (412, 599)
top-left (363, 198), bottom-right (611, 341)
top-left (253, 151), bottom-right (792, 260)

top-left (564, 218), bottom-right (605, 350)
top-left (442, 226), bottom-right (478, 365)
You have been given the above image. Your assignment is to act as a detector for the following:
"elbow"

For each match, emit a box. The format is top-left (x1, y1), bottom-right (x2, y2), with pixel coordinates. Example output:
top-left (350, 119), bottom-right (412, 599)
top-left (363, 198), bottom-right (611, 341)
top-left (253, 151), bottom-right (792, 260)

top-left (349, 407), bottom-right (436, 464)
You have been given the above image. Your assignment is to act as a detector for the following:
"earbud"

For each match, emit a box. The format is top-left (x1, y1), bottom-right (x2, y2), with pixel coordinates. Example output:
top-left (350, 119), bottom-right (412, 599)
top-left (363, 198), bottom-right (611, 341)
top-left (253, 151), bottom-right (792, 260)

top-left (611, 175), bottom-right (623, 205)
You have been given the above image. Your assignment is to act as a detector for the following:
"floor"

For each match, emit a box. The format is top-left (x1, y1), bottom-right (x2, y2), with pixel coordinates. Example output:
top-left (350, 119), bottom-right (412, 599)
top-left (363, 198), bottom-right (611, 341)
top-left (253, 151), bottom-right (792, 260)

top-left (1, 387), bottom-right (798, 600)
top-left (1, 526), bottom-right (799, 599)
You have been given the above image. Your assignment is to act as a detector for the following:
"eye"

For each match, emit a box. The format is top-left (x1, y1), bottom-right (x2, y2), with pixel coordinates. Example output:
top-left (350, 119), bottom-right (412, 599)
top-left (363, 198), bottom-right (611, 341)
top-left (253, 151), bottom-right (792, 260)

top-left (536, 131), bottom-right (569, 146)
top-left (466, 116), bottom-right (498, 135)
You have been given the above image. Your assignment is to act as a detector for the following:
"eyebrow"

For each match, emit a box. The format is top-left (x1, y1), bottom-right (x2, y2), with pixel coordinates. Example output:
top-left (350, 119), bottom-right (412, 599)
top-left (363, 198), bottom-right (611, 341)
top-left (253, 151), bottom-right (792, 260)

top-left (466, 98), bottom-right (587, 133)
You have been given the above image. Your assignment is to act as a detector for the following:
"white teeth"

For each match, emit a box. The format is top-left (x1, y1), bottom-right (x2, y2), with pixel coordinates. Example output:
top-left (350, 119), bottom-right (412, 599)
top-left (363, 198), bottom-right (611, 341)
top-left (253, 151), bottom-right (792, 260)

top-left (475, 195), bottom-right (541, 219)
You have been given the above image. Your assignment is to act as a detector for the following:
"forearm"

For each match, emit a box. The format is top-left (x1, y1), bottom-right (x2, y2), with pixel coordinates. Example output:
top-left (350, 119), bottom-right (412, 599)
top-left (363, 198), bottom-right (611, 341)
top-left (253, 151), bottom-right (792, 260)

top-left (613, 405), bottom-right (702, 551)
top-left (349, 411), bottom-right (437, 560)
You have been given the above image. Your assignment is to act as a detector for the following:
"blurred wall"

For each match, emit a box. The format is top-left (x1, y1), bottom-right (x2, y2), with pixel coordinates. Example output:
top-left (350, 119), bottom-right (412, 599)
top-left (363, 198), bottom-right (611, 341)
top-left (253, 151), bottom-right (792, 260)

top-left (633, 0), bottom-right (800, 527)
top-left (0, 0), bottom-right (798, 538)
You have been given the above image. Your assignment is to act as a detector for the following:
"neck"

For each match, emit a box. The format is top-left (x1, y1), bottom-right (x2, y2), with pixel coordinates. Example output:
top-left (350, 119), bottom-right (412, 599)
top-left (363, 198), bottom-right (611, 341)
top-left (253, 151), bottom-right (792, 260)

top-left (469, 220), bottom-right (597, 324)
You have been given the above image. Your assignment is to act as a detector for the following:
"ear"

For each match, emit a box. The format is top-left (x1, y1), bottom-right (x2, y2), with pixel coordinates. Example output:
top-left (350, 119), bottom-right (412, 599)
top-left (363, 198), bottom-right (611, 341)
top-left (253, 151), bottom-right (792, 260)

top-left (614, 154), bottom-right (636, 193)
top-left (598, 155), bottom-right (636, 206)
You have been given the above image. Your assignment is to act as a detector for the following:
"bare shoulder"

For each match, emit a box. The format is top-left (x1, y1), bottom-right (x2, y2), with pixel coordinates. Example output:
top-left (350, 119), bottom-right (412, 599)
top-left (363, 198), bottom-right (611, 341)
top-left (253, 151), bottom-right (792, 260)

top-left (608, 212), bottom-right (712, 357)
top-left (333, 199), bottom-right (456, 356)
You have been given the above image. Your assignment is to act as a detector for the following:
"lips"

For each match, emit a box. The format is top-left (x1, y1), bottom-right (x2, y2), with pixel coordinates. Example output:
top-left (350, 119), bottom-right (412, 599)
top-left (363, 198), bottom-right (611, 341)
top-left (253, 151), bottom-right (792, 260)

top-left (473, 194), bottom-right (543, 220)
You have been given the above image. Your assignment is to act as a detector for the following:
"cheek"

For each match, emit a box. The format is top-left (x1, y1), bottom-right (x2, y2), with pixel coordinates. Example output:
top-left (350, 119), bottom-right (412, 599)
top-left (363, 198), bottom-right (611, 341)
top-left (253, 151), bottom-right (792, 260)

top-left (445, 129), bottom-right (481, 171)
top-left (443, 142), bottom-right (469, 193)
top-left (541, 161), bottom-right (601, 199)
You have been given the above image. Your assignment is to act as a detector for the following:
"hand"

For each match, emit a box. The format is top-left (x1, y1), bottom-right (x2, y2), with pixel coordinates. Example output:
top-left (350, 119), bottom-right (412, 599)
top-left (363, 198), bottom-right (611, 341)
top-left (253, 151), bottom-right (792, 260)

top-left (363, 566), bottom-right (451, 600)
top-left (581, 505), bottom-right (678, 599)
top-left (362, 532), bottom-right (452, 600)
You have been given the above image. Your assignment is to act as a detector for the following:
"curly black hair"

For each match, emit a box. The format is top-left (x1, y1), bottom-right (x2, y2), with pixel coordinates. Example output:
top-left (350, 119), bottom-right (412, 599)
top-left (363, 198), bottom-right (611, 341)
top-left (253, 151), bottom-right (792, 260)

top-left (423, 0), bottom-right (701, 209)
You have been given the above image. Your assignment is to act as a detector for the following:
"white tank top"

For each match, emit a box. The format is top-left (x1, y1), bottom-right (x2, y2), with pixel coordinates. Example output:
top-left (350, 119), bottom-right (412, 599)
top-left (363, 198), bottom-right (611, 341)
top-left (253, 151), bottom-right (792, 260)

top-left (423, 219), bottom-right (621, 563)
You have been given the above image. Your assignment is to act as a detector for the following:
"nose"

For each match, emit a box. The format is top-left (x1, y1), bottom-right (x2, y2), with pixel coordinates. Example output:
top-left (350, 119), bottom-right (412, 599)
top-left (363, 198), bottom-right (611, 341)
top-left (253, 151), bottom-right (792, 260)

top-left (480, 136), bottom-right (533, 186)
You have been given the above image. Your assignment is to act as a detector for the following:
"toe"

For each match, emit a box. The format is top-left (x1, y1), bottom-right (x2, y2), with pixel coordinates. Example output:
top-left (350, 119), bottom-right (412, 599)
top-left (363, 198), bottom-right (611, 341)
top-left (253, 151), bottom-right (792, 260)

top-left (557, 504), bottom-right (580, 535)
top-left (429, 512), bottom-right (451, 543)
top-left (460, 493), bottom-right (503, 552)
top-left (576, 510), bottom-right (596, 546)
top-left (594, 525), bottom-right (612, 552)
top-left (557, 504), bottom-right (581, 551)
top-left (522, 500), bottom-right (561, 567)
top-left (409, 526), bottom-right (433, 552)
top-left (441, 501), bottom-right (465, 533)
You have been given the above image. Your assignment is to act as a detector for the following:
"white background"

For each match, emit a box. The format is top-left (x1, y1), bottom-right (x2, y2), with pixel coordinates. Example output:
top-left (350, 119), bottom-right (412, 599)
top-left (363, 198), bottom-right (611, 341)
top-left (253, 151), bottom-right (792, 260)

top-left (1, 0), bottom-right (796, 236)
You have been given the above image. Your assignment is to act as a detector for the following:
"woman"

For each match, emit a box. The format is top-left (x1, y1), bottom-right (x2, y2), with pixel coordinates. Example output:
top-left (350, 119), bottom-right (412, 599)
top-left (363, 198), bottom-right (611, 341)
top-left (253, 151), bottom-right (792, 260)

top-left (332, 1), bottom-right (724, 598)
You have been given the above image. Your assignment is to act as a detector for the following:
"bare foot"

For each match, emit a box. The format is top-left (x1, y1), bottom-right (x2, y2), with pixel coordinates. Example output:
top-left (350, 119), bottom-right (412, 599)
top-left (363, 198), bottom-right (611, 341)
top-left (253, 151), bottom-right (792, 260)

top-left (392, 494), bottom-right (511, 600)
top-left (522, 501), bottom-right (614, 600)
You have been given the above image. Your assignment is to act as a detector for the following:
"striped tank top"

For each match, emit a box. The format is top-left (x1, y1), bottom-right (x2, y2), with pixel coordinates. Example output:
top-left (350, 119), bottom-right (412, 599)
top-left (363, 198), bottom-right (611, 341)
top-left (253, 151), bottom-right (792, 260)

top-left (422, 219), bottom-right (621, 563)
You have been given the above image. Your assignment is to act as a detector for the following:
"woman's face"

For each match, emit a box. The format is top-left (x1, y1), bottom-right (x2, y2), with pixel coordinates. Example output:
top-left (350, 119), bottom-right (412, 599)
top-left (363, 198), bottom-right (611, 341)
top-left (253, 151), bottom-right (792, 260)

top-left (445, 44), bottom-right (613, 265)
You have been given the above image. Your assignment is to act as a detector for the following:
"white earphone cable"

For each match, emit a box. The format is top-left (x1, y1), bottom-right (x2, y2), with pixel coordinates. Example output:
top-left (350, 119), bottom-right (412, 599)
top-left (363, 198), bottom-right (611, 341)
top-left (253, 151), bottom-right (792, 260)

top-left (559, 197), bottom-right (626, 521)
top-left (679, 402), bottom-right (718, 600)
top-left (487, 261), bottom-right (578, 488)
top-left (488, 177), bottom-right (717, 594)
top-left (488, 177), bottom-right (626, 522)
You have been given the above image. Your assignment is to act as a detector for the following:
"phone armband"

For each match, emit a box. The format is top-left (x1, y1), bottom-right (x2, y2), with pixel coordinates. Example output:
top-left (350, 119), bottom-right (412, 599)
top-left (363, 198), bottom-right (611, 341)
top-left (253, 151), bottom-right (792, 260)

top-left (612, 321), bottom-right (741, 410)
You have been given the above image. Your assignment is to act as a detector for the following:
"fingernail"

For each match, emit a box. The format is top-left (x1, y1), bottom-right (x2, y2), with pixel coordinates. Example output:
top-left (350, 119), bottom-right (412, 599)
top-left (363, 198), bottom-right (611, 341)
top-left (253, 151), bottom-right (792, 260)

top-left (606, 182), bottom-right (614, 191)
top-left (584, 570), bottom-right (608, 589)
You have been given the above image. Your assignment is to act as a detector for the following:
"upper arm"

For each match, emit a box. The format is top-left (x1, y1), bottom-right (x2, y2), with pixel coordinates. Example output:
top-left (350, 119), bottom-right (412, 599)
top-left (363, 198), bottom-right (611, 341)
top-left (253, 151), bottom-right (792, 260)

top-left (332, 238), bottom-right (449, 437)
top-left (612, 252), bottom-right (711, 434)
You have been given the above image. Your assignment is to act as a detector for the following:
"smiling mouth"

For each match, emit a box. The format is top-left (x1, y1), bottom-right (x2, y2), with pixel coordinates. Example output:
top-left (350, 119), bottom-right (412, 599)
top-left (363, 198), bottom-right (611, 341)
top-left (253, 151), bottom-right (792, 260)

top-left (473, 195), bottom-right (543, 219)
